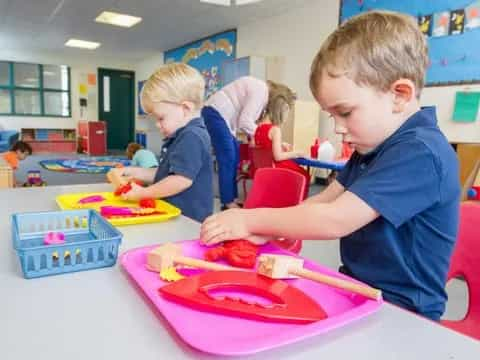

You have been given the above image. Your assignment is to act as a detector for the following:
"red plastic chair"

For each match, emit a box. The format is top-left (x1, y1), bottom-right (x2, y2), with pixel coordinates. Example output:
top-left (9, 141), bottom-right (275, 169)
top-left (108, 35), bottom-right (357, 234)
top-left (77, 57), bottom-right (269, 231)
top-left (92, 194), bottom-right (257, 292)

top-left (237, 146), bottom-right (275, 200)
top-left (441, 201), bottom-right (480, 340)
top-left (236, 144), bottom-right (253, 200)
top-left (244, 167), bottom-right (305, 254)
top-left (250, 147), bottom-right (275, 173)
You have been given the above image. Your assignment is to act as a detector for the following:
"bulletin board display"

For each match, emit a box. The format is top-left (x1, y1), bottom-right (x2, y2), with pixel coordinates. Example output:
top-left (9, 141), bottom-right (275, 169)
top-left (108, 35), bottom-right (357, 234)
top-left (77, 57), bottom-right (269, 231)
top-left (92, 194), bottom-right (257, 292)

top-left (164, 29), bottom-right (237, 98)
top-left (339, 0), bottom-right (480, 86)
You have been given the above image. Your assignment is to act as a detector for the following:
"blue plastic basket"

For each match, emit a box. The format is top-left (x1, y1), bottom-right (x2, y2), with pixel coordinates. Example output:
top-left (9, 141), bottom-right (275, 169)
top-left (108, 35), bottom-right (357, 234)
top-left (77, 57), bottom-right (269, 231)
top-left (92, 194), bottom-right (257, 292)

top-left (12, 209), bottom-right (123, 279)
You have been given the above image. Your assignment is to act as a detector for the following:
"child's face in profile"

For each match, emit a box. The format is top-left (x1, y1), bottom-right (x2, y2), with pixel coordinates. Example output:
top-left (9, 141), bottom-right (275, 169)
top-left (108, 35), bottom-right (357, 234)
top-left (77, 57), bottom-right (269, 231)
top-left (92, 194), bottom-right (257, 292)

top-left (17, 150), bottom-right (29, 160)
top-left (144, 99), bottom-right (189, 138)
top-left (314, 69), bottom-right (397, 154)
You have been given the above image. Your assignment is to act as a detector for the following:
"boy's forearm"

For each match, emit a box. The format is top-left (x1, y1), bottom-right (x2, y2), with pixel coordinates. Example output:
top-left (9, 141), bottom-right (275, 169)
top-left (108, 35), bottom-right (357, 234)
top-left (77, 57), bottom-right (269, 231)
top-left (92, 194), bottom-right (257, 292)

top-left (142, 175), bottom-right (192, 198)
top-left (125, 167), bottom-right (156, 184)
top-left (303, 180), bottom-right (345, 204)
top-left (244, 203), bottom-right (343, 240)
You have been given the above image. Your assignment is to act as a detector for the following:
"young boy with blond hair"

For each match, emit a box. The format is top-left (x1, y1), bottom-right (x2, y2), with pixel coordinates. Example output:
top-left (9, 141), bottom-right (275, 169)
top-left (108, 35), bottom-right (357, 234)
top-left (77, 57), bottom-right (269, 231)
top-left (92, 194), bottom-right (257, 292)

top-left (200, 11), bottom-right (460, 320)
top-left (112, 63), bottom-right (213, 222)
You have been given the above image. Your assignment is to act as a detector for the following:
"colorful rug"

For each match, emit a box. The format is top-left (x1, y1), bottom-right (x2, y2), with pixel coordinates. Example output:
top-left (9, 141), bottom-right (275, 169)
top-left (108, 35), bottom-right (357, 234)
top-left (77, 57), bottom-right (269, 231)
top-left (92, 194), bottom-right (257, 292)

top-left (39, 157), bottom-right (131, 174)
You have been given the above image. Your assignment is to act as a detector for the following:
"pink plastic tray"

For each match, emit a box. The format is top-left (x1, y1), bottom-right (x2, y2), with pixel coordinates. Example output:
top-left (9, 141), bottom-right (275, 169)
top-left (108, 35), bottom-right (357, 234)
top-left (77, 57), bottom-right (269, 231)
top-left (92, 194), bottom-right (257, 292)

top-left (120, 240), bottom-right (382, 356)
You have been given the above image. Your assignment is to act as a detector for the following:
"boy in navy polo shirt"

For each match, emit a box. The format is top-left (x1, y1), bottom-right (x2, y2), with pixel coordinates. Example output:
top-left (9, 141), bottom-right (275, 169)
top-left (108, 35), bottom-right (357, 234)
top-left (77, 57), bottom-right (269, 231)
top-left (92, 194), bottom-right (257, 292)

top-left (200, 11), bottom-right (460, 320)
top-left (112, 63), bottom-right (213, 222)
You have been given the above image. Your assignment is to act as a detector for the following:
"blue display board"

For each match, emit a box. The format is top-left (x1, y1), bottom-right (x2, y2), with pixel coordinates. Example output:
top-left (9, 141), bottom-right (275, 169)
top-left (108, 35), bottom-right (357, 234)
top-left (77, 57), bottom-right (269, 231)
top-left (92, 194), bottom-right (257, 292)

top-left (339, 0), bottom-right (480, 86)
top-left (164, 29), bottom-right (237, 98)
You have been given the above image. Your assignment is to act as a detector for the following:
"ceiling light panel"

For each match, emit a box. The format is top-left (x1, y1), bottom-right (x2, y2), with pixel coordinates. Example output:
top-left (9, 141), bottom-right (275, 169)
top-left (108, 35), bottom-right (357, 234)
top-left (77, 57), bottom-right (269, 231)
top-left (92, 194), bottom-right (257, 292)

top-left (95, 11), bottom-right (143, 28)
top-left (200, 0), bottom-right (231, 6)
top-left (65, 39), bottom-right (101, 50)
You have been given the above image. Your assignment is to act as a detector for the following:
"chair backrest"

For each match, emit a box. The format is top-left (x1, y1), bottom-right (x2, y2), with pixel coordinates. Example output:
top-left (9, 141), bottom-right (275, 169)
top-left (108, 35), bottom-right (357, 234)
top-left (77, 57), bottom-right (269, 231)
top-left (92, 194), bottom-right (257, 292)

top-left (244, 167), bottom-right (305, 253)
top-left (244, 167), bottom-right (305, 209)
top-left (448, 201), bottom-right (480, 322)
top-left (250, 147), bottom-right (274, 176)
top-left (239, 143), bottom-right (251, 163)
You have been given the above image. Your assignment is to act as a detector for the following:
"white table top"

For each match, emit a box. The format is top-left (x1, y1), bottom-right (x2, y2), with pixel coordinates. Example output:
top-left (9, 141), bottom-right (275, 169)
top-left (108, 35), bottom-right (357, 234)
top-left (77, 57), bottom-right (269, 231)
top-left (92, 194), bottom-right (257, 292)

top-left (1, 184), bottom-right (479, 359)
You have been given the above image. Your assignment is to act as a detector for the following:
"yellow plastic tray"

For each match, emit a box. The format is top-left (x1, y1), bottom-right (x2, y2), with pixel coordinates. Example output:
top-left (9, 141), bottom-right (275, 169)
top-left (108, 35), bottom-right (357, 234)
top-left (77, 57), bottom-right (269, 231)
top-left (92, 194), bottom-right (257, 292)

top-left (56, 192), bottom-right (181, 226)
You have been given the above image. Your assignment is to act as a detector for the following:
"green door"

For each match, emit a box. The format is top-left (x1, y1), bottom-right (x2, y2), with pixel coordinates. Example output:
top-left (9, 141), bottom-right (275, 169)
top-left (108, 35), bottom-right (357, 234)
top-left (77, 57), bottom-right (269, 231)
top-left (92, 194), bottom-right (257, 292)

top-left (98, 68), bottom-right (135, 151)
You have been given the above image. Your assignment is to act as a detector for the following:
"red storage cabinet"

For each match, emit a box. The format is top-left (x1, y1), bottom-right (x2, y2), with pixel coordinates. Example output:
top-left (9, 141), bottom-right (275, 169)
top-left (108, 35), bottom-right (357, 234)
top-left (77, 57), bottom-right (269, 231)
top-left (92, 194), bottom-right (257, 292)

top-left (78, 121), bottom-right (107, 156)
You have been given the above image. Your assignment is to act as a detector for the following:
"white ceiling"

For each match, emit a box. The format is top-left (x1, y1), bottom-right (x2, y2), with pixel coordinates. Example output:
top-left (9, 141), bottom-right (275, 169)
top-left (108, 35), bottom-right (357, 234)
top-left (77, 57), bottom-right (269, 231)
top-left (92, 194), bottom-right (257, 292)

top-left (0, 0), bottom-right (314, 62)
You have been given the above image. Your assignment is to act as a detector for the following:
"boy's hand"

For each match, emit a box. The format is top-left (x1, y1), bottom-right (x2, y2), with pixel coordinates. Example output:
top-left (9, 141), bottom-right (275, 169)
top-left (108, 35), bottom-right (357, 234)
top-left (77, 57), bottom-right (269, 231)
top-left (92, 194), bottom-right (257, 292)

top-left (244, 235), bottom-right (271, 245)
top-left (200, 209), bottom-right (251, 246)
top-left (121, 182), bottom-right (145, 201)
top-left (111, 167), bottom-right (136, 182)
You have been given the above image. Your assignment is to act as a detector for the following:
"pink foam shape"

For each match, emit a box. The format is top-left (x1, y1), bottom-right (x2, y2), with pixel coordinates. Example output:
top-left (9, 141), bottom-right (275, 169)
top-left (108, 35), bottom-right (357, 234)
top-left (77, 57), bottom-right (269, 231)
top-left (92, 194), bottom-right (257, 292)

top-left (78, 195), bottom-right (105, 204)
top-left (44, 231), bottom-right (66, 245)
top-left (100, 206), bottom-right (133, 216)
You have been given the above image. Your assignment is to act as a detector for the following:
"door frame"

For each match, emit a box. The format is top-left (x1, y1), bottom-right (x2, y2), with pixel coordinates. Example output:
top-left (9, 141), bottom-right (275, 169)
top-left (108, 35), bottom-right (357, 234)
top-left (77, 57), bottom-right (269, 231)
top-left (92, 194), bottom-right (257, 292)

top-left (98, 68), bottom-right (135, 150)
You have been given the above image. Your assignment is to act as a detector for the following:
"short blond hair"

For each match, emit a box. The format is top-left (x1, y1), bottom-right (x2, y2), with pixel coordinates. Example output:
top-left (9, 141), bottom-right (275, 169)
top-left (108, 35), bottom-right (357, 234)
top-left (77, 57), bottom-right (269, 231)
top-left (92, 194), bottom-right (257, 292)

top-left (310, 10), bottom-right (428, 100)
top-left (264, 80), bottom-right (296, 126)
top-left (141, 63), bottom-right (205, 112)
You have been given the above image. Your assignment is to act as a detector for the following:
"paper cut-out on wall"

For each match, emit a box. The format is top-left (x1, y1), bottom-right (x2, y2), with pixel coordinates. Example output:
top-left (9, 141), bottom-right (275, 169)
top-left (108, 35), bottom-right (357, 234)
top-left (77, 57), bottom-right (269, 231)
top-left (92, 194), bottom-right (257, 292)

top-left (452, 91), bottom-right (480, 122)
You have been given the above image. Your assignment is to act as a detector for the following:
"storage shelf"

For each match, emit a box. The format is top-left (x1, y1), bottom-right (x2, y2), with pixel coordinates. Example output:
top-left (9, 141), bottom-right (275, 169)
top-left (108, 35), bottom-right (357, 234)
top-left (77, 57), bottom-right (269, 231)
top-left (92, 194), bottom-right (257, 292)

top-left (21, 128), bottom-right (77, 153)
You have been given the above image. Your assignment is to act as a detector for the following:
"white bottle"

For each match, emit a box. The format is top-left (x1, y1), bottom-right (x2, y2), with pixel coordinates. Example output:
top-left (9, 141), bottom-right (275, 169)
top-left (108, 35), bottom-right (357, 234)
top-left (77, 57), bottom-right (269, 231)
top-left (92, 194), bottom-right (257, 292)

top-left (317, 140), bottom-right (335, 162)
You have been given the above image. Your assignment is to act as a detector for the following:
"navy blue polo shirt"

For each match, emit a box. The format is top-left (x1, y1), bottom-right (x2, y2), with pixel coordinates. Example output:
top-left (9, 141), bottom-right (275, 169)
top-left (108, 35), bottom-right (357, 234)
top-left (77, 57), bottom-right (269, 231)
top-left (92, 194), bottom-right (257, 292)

top-left (154, 117), bottom-right (213, 222)
top-left (337, 107), bottom-right (460, 320)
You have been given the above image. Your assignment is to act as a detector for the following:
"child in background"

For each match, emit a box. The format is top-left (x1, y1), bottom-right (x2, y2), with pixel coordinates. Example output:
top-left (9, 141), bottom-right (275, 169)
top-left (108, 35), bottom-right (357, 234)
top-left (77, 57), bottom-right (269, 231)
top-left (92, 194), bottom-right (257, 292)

top-left (202, 76), bottom-right (294, 210)
top-left (200, 11), bottom-right (460, 320)
top-left (125, 142), bottom-right (159, 168)
top-left (2, 140), bottom-right (32, 170)
top-left (110, 63), bottom-right (213, 222)
top-left (254, 87), bottom-right (310, 199)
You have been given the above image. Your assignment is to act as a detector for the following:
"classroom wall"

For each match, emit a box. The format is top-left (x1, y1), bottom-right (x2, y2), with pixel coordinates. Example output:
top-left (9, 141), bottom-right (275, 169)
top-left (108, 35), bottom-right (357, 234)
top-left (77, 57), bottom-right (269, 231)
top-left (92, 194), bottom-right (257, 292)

top-left (0, 49), bottom-right (135, 133)
top-left (236, 0), bottom-right (480, 144)
top-left (134, 53), bottom-right (165, 151)
top-left (236, 1), bottom-right (340, 147)
top-left (3, 0), bottom-right (479, 145)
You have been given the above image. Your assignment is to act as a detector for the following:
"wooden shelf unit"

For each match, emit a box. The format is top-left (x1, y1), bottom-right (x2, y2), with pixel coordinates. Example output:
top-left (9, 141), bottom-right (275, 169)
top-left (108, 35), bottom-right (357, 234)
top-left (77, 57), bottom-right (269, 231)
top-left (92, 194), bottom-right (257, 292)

top-left (21, 128), bottom-right (76, 153)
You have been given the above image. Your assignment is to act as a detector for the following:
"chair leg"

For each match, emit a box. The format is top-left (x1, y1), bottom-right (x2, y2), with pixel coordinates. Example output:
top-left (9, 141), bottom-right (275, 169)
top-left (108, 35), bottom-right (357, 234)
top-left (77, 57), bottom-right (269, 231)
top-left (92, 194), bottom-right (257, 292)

top-left (242, 179), bottom-right (248, 201)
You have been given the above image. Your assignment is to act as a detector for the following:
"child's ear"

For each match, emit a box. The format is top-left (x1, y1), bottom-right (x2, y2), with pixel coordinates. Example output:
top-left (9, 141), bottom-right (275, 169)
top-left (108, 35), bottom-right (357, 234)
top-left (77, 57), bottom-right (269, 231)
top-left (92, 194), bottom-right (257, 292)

top-left (180, 101), bottom-right (196, 113)
top-left (390, 79), bottom-right (415, 113)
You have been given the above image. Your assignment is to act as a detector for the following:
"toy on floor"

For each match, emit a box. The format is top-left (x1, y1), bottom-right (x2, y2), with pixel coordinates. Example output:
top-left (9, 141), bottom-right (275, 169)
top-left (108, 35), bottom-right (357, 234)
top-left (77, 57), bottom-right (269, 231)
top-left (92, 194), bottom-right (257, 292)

top-left (466, 161), bottom-right (480, 201)
top-left (147, 243), bottom-right (239, 273)
top-left (159, 270), bottom-right (328, 323)
top-left (204, 240), bottom-right (259, 268)
top-left (257, 254), bottom-right (382, 300)
top-left (23, 170), bottom-right (46, 187)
